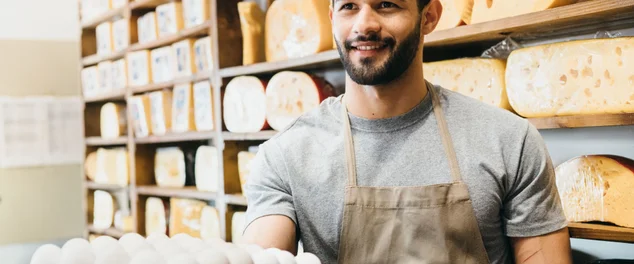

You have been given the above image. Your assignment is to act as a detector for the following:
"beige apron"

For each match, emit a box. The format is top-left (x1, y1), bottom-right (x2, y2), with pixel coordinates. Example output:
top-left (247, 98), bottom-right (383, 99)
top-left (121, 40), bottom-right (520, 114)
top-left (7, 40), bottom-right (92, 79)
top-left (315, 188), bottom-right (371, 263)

top-left (337, 82), bottom-right (491, 264)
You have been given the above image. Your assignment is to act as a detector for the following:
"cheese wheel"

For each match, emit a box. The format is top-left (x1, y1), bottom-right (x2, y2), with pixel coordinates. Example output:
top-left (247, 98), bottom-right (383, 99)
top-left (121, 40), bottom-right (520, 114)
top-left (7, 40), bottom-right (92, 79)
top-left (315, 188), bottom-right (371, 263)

top-left (95, 147), bottom-right (129, 186)
top-left (149, 90), bottom-right (173, 135)
top-left (96, 22), bottom-right (113, 56)
top-left (154, 147), bottom-right (196, 188)
top-left (169, 198), bottom-right (207, 237)
top-left (113, 18), bottom-right (131, 52)
top-left (223, 76), bottom-right (269, 133)
top-left (265, 71), bottom-right (335, 131)
top-left (265, 0), bottom-right (333, 62)
top-left (231, 212), bottom-right (246, 244)
top-left (85, 151), bottom-right (98, 181)
top-left (145, 197), bottom-right (169, 236)
top-left (97, 61), bottom-right (113, 93)
top-left (127, 50), bottom-right (152, 86)
top-left (469, 0), bottom-right (575, 24)
top-left (172, 39), bottom-right (197, 78)
top-left (182, 0), bottom-right (209, 29)
top-left (555, 155), bottom-right (634, 228)
top-left (93, 190), bottom-right (116, 230)
top-left (112, 0), bottom-right (127, 8)
top-left (151, 46), bottom-right (176, 83)
top-left (200, 206), bottom-right (221, 241)
top-left (172, 83), bottom-right (197, 133)
top-left (238, 2), bottom-right (266, 65)
top-left (100, 102), bottom-right (127, 139)
top-left (156, 2), bottom-right (184, 37)
top-left (112, 59), bottom-right (127, 91)
top-left (82, 66), bottom-right (100, 98)
top-left (424, 58), bottom-right (511, 110)
top-left (194, 146), bottom-right (219, 193)
top-left (506, 38), bottom-right (634, 118)
top-left (434, 0), bottom-right (472, 31)
top-left (114, 210), bottom-right (135, 232)
top-left (138, 12), bottom-right (159, 44)
top-left (193, 80), bottom-right (215, 131)
top-left (129, 95), bottom-right (153, 137)
top-left (193, 37), bottom-right (214, 72)
top-left (238, 151), bottom-right (256, 193)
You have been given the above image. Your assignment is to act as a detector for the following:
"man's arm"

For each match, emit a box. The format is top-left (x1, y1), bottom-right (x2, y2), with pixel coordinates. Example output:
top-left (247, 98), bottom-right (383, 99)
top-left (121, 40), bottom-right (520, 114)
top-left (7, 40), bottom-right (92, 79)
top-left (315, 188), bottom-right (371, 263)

top-left (511, 227), bottom-right (572, 264)
top-left (242, 215), bottom-right (298, 254)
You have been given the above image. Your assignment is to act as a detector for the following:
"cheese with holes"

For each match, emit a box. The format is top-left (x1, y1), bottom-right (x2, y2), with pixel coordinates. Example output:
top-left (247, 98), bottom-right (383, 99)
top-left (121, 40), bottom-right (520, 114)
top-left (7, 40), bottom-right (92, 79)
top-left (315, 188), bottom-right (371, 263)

top-left (169, 198), bottom-right (206, 237)
top-left (266, 71), bottom-right (335, 131)
top-left (93, 190), bottom-right (116, 230)
top-left (145, 197), bottom-right (168, 236)
top-left (172, 83), bottom-right (197, 133)
top-left (265, 0), bottom-right (333, 62)
top-left (85, 151), bottom-right (97, 181)
top-left (96, 22), bottom-right (113, 56)
top-left (469, 0), bottom-right (575, 24)
top-left (129, 95), bottom-right (152, 137)
top-left (182, 0), bottom-right (209, 28)
top-left (97, 61), bottom-right (113, 93)
top-left (194, 146), bottom-right (218, 193)
top-left (238, 151), bottom-right (256, 193)
top-left (156, 2), bottom-right (184, 37)
top-left (95, 147), bottom-right (129, 186)
top-left (155, 147), bottom-right (196, 188)
top-left (150, 46), bottom-right (175, 83)
top-left (555, 155), bottom-right (634, 228)
top-left (149, 90), bottom-right (173, 135)
top-left (506, 38), bottom-right (634, 118)
top-left (172, 39), bottom-right (197, 78)
top-left (100, 102), bottom-right (127, 139)
top-left (194, 37), bottom-right (213, 72)
top-left (113, 18), bottom-right (131, 52)
top-left (127, 50), bottom-right (152, 86)
top-left (434, 0), bottom-right (472, 31)
top-left (238, 2), bottom-right (266, 65)
top-left (138, 12), bottom-right (159, 43)
top-left (114, 210), bottom-right (134, 232)
top-left (112, 59), bottom-right (127, 90)
top-left (223, 76), bottom-right (269, 133)
top-left (82, 66), bottom-right (99, 97)
top-left (424, 58), bottom-right (511, 110)
top-left (200, 206), bottom-right (221, 241)
top-left (193, 80), bottom-right (215, 131)
top-left (231, 212), bottom-right (246, 243)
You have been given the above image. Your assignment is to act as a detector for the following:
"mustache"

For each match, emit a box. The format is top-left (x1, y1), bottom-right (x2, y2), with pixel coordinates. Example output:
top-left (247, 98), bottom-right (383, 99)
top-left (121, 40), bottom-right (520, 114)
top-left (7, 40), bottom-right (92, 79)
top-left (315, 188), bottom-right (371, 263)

top-left (343, 33), bottom-right (396, 50)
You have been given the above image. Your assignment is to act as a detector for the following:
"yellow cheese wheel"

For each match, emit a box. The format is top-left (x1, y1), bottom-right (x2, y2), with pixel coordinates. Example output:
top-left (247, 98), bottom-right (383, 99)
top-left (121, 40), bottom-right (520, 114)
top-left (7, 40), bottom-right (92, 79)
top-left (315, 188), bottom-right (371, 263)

top-left (238, 2), bottom-right (266, 65)
top-left (95, 147), bottom-right (129, 186)
top-left (434, 0), bottom-right (472, 31)
top-left (469, 0), bottom-right (576, 24)
top-left (169, 198), bottom-right (206, 238)
top-left (100, 102), bottom-right (127, 139)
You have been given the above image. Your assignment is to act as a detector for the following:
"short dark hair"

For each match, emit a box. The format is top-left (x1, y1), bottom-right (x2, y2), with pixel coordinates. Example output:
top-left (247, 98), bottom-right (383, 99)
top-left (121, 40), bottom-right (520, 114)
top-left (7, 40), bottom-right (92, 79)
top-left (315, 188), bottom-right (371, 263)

top-left (332, 0), bottom-right (432, 12)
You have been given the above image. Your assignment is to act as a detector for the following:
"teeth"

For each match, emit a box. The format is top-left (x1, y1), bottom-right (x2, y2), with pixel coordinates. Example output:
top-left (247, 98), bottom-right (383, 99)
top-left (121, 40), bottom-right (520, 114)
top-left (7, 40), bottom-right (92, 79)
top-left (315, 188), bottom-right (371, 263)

top-left (357, 46), bottom-right (380, 51)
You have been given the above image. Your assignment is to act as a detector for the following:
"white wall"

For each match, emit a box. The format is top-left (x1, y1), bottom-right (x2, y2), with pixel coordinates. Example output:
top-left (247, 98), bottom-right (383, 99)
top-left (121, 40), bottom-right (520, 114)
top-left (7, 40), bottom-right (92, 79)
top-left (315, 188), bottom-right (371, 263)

top-left (0, 0), bottom-right (79, 41)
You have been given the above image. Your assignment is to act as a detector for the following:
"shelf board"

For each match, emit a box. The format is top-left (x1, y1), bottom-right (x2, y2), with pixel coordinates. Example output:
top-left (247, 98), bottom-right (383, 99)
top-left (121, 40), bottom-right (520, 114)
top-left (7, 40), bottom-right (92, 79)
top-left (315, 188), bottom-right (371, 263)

top-left (129, 21), bottom-right (211, 52)
top-left (218, 50), bottom-right (341, 78)
top-left (85, 136), bottom-right (128, 146)
top-left (225, 194), bottom-right (248, 206)
top-left (136, 186), bottom-right (217, 200)
top-left (82, 50), bottom-right (126, 66)
top-left (135, 131), bottom-right (215, 144)
top-left (85, 181), bottom-right (129, 191)
top-left (528, 113), bottom-right (634, 129)
top-left (87, 225), bottom-right (125, 238)
top-left (568, 222), bottom-right (634, 243)
top-left (84, 90), bottom-right (126, 103)
top-left (130, 0), bottom-right (173, 10)
top-left (81, 7), bottom-right (125, 29)
top-left (222, 131), bottom-right (279, 141)
top-left (130, 70), bottom-right (212, 94)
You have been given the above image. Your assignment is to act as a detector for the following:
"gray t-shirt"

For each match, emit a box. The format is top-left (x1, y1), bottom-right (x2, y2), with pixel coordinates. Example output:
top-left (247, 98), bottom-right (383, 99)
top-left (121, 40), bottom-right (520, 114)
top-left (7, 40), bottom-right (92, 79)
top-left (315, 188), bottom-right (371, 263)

top-left (243, 84), bottom-right (568, 264)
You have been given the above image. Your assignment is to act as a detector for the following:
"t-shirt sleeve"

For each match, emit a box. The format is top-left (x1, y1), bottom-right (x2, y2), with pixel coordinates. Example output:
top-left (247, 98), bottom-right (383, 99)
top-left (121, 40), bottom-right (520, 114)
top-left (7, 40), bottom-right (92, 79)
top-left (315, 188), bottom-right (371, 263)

top-left (243, 141), bottom-right (297, 233)
top-left (503, 123), bottom-right (568, 237)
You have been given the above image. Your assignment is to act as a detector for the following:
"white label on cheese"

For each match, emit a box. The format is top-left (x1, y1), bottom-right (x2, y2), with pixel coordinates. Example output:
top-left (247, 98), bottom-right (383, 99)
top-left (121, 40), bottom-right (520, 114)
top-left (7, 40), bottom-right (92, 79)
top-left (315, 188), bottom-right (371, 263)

top-left (193, 37), bottom-right (213, 72)
top-left (129, 96), bottom-right (150, 137)
top-left (193, 81), bottom-right (214, 131)
top-left (149, 92), bottom-right (168, 135)
top-left (182, 0), bottom-right (207, 28)
top-left (97, 61), bottom-right (113, 93)
top-left (172, 83), bottom-right (193, 133)
top-left (96, 22), bottom-right (113, 56)
top-left (112, 19), bottom-right (129, 52)
top-left (150, 47), bottom-right (175, 83)
top-left (127, 51), bottom-right (151, 86)
top-left (173, 40), bottom-right (194, 78)
top-left (82, 66), bottom-right (99, 97)
top-left (112, 59), bottom-right (127, 90)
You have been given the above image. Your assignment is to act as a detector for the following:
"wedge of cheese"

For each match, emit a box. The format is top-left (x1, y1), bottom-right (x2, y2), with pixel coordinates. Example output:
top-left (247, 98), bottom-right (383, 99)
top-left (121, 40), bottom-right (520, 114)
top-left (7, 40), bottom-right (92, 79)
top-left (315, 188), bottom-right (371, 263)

top-left (238, 2), bottom-right (266, 65)
top-left (555, 155), bottom-right (634, 228)
top-left (265, 0), bottom-right (333, 62)
top-left (96, 22), bottom-right (113, 56)
top-left (145, 197), bottom-right (168, 236)
top-left (149, 90), bottom-right (173, 135)
top-left (172, 83), bottom-right (197, 133)
top-left (200, 206), bottom-right (221, 241)
top-left (156, 2), bottom-right (184, 37)
top-left (150, 46), bottom-right (176, 83)
top-left (231, 212), bottom-right (246, 244)
top-left (182, 0), bottom-right (209, 29)
top-left (238, 151), bottom-right (256, 193)
top-left (93, 190), bottom-right (116, 230)
top-left (193, 80), bottom-right (215, 131)
top-left (172, 39), bottom-right (197, 78)
top-left (434, 0), bottom-right (472, 31)
top-left (85, 151), bottom-right (97, 181)
top-left (193, 37), bottom-right (213, 72)
top-left (138, 12), bottom-right (159, 44)
top-left (82, 66), bottom-right (100, 98)
top-left (506, 38), bottom-right (634, 117)
top-left (223, 76), bottom-right (269, 133)
top-left (194, 146), bottom-right (218, 193)
top-left (266, 71), bottom-right (336, 131)
top-left (100, 102), bottom-right (127, 139)
top-left (113, 18), bottom-right (131, 52)
top-left (114, 210), bottom-right (134, 232)
top-left (154, 147), bottom-right (196, 188)
top-left (126, 50), bottom-right (152, 86)
top-left (169, 198), bottom-right (207, 237)
top-left (112, 59), bottom-right (127, 91)
top-left (97, 61), bottom-right (113, 93)
top-left (95, 147), bottom-right (129, 186)
top-left (469, 0), bottom-right (576, 24)
top-left (128, 95), bottom-right (152, 137)
top-left (424, 58), bottom-right (511, 110)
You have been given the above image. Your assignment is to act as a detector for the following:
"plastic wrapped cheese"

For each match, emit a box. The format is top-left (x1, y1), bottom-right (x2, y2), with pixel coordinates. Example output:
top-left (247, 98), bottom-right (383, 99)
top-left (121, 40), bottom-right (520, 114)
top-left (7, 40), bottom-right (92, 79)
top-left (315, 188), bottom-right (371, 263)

top-left (149, 90), bottom-right (173, 135)
top-left (172, 83), bottom-right (197, 133)
top-left (113, 18), bottom-right (132, 52)
top-left (138, 12), bottom-right (159, 44)
top-left (95, 147), bottom-right (129, 186)
top-left (193, 80), bottom-right (215, 131)
top-left (555, 155), bottom-right (634, 228)
top-left (265, 0), bottom-right (333, 62)
top-left (194, 37), bottom-right (214, 72)
top-left (238, 2), bottom-right (266, 65)
top-left (127, 50), bottom-right (152, 86)
top-left (97, 61), bottom-right (113, 93)
top-left (182, 0), bottom-right (209, 28)
top-left (155, 147), bottom-right (196, 188)
top-left (82, 66), bottom-right (99, 98)
top-left (112, 59), bottom-right (127, 90)
top-left (100, 102), bottom-right (127, 139)
top-left (424, 58), bottom-right (511, 110)
top-left (129, 95), bottom-right (153, 137)
top-left (169, 198), bottom-right (207, 237)
top-left (224, 76), bottom-right (269, 133)
top-left (194, 146), bottom-right (219, 192)
top-left (93, 190), bottom-right (116, 230)
top-left (145, 197), bottom-right (169, 236)
top-left (469, 0), bottom-right (576, 24)
top-left (200, 206), bottom-right (221, 241)
top-left (238, 151), bottom-right (256, 192)
top-left (172, 39), bottom-right (197, 78)
top-left (506, 37), bottom-right (634, 117)
top-left (434, 0), bottom-right (472, 31)
top-left (151, 46), bottom-right (176, 83)
top-left (96, 22), bottom-right (113, 56)
top-left (156, 2), bottom-right (184, 37)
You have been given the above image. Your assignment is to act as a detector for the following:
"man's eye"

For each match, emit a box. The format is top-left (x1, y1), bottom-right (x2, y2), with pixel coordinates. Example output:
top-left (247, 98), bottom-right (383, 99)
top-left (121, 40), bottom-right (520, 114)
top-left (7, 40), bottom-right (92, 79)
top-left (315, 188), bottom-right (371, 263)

top-left (379, 2), bottom-right (397, 8)
top-left (341, 3), bottom-right (354, 9)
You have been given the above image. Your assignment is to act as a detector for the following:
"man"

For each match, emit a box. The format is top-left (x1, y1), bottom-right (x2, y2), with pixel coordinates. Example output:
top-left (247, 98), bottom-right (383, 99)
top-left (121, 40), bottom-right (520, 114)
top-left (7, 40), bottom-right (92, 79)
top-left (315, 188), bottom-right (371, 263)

top-left (242, 0), bottom-right (573, 263)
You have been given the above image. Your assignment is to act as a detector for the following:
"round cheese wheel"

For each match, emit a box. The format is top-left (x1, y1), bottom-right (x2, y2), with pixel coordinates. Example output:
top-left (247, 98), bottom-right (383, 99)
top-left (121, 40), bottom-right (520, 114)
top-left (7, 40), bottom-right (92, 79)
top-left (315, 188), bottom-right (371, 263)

top-left (223, 243), bottom-right (254, 264)
top-left (93, 190), bottom-right (115, 230)
top-left (94, 242), bottom-right (130, 264)
top-left (200, 206), bottom-right (221, 241)
top-left (60, 238), bottom-right (95, 264)
top-left (130, 250), bottom-right (166, 264)
top-left (100, 102), bottom-right (127, 139)
top-left (195, 146), bottom-right (219, 192)
top-left (146, 232), bottom-right (169, 247)
top-left (265, 71), bottom-right (335, 131)
top-left (469, 0), bottom-right (575, 24)
top-left (196, 248), bottom-right (231, 264)
top-left (119, 233), bottom-right (153, 257)
top-left (145, 197), bottom-right (168, 236)
top-left (90, 235), bottom-right (119, 254)
top-left (155, 147), bottom-right (196, 188)
top-left (30, 244), bottom-right (62, 264)
top-left (434, 0), bottom-right (472, 31)
top-left (167, 253), bottom-right (198, 264)
top-left (231, 212), bottom-right (246, 244)
top-left (223, 76), bottom-right (269, 133)
top-left (268, 248), bottom-right (296, 264)
top-left (252, 250), bottom-right (280, 264)
top-left (85, 151), bottom-right (97, 181)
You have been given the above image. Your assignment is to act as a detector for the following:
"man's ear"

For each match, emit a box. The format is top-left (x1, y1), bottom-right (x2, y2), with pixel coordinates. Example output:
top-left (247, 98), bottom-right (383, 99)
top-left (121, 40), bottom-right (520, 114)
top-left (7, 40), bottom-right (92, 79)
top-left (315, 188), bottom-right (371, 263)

top-left (329, 2), bottom-right (334, 21)
top-left (421, 0), bottom-right (442, 35)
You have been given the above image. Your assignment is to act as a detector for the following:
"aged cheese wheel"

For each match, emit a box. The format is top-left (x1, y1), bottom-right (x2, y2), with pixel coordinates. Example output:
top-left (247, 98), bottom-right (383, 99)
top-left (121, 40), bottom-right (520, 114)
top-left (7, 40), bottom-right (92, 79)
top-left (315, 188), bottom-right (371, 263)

top-left (200, 206), bottom-right (221, 241)
top-left (265, 71), bottom-right (335, 131)
top-left (82, 66), bottom-right (100, 98)
top-left (138, 12), bottom-right (159, 44)
top-left (114, 210), bottom-right (135, 232)
top-left (100, 102), bottom-right (127, 139)
top-left (95, 147), bottom-right (129, 186)
top-left (194, 37), bottom-right (213, 72)
top-left (169, 198), bottom-right (207, 237)
top-left (172, 39), bottom-right (197, 78)
top-left (155, 147), bottom-right (196, 188)
top-left (149, 90), bottom-right (173, 135)
top-left (145, 197), bottom-right (169, 236)
top-left (156, 2), bottom-right (184, 37)
top-left (151, 46), bottom-right (176, 83)
top-left (238, 151), bottom-right (256, 193)
top-left (231, 212), bottom-right (246, 244)
top-left (223, 76), bottom-right (269, 133)
top-left (127, 50), bottom-right (152, 86)
top-left (194, 146), bottom-right (219, 193)
top-left (172, 83), bottom-right (197, 133)
top-left (469, 0), bottom-right (575, 24)
top-left (182, 0), bottom-right (209, 29)
top-left (96, 22), bottom-right (113, 56)
top-left (193, 80), bottom-right (215, 131)
top-left (113, 18), bottom-right (131, 52)
top-left (434, 0), bottom-right (472, 31)
top-left (128, 95), bottom-right (153, 137)
top-left (85, 151), bottom-right (98, 181)
top-left (424, 58), bottom-right (511, 110)
top-left (93, 190), bottom-right (116, 230)
top-left (97, 61), bottom-right (113, 93)
top-left (112, 59), bottom-right (127, 91)
top-left (506, 37), bottom-right (634, 118)
top-left (265, 0), bottom-right (333, 62)
top-left (238, 2), bottom-right (266, 65)
top-left (555, 155), bottom-right (634, 228)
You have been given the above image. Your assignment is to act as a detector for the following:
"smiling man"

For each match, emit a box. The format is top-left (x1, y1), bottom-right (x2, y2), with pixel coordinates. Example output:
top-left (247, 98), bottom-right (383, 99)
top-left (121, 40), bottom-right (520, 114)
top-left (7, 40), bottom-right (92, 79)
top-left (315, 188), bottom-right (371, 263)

top-left (242, 0), bottom-right (573, 263)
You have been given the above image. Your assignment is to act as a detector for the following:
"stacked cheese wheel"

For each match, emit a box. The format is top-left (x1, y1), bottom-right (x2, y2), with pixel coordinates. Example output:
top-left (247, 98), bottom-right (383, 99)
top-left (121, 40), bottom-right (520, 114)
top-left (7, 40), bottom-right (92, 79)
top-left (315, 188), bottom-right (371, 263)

top-left (30, 233), bottom-right (322, 264)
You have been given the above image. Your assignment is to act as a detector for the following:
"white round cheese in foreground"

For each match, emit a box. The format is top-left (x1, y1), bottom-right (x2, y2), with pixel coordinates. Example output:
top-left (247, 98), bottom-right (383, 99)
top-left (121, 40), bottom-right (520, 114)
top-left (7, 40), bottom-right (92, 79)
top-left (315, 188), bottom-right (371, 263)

top-left (167, 252), bottom-right (198, 264)
top-left (196, 248), bottom-right (231, 264)
top-left (90, 236), bottom-right (119, 255)
top-left (60, 238), bottom-right (95, 264)
top-left (252, 249), bottom-right (280, 264)
top-left (94, 244), bottom-right (130, 264)
top-left (238, 243), bottom-right (264, 259)
top-left (146, 232), bottom-right (169, 246)
top-left (295, 253), bottom-right (321, 264)
top-left (223, 243), bottom-right (254, 264)
top-left (268, 248), bottom-right (296, 264)
top-left (130, 249), bottom-right (166, 264)
top-left (30, 244), bottom-right (62, 264)
top-left (118, 233), bottom-right (153, 257)
top-left (152, 237), bottom-right (186, 260)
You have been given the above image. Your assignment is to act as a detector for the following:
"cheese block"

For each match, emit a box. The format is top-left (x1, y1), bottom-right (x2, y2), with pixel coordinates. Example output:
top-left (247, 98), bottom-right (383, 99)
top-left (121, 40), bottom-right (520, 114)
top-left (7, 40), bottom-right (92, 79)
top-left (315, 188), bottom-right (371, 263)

top-left (193, 80), bottom-right (215, 131)
top-left (112, 18), bottom-right (131, 52)
top-left (112, 59), bottom-right (127, 90)
top-left (266, 71), bottom-right (336, 131)
top-left (469, 0), bottom-right (576, 24)
top-left (506, 38), bottom-right (634, 117)
top-left (156, 2), bottom-right (184, 37)
top-left (138, 12), bottom-right (159, 44)
top-left (169, 198), bottom-right (207, 237)
top-left (112, 0), bottom-right (127, 8)
top-left (265, 0), bottom-right (333, 62)
top-left (126, 50), bottom-right (152, 86)
top-left (114, 210), bottom-right (135, 232)
top-left (96, 22), bottom-right (113, 56)
top-left (149, 90), bottom-right (173, 135)
top-left (150, 46), bottom-right (176, 83)
top-left (82, 66), bottom-right (100, 98)
top-left (154, 147), bottom-right (196, 188)
top-left (193, 37), bottom-right (213, 72)
top-left (145, 197), bottom-right (168, 236)
top-left (231, 212), bottom-right (246, 244)
top-left (434, 0), bottom-right (472, 31)
top-left (172, 39), bottom-right (197, 78)
top-left (95, 147), bottom-right (129, 186)
top-left (182, 0), bottom-right (210, 28)
top-left (97, 61), bottom-right (113, 93)
top-left (424, 58), bottom-right (511, 110)
top-left (238, 151), bottom-right (256, 193)
top-left (238, 2), bottom-right (266, 65)
top-left (223, 76), bottom-right (269, 133)
top-left (85, 151), bottom-right (97, 181)
top-left (555, 155), bottom-right (634, 228)
top-left (194, 146), bottom-right (219, 193)
top-left (200, 206), bottom-right (221, 241)
top-left (93, 190), bottom-right (116, 230)
top-left (128, 95), bottom-right (153, 137)
top-left (172, 83), bottom-right (197, 133)
top-left (100, 102), bottom-right (127, 139)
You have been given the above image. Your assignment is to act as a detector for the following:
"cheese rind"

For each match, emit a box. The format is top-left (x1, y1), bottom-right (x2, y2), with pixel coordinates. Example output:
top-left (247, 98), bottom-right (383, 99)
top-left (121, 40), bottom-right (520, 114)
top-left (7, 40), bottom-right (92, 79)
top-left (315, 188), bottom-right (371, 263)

top-left (156, 2), bottom-right (184, 37)
top-left (470, 0), bottom-right (575, 24)
top-left (126, 50), bottom-right (152, 86)
top-left (194, 146), bottom-right (218, 193)
top-left (93, 190), bottom-right (116, 230)
top-left (172, 39), bottom-right (197, 78)
top-left (506, 38), bottom-right (634, 117)
top-left (151, 46), bottom-right (176, 83)
top-left (128, 95), bottom-right (153, 137)
top-left (434, 0), bottom-right (472, 31)
top-left (193, 81), bottom-right (215, 131)
top-left (149, 90), bottom-right (173, 135)
top-left (169, 198), bottom-right (206, 238)
top-left (224, 76), bottom-right (269, 133)
top-left (182, 0), bottom-right (210, 28)
top-left (172, 83), bottom-right (197, 133)
top-left (193, 37), bottom-right (213, 73)
top-left (145, 197), bottom-right (168, 236)
top-left (100, 102), bottom-right (127, 139)
top-left (238, 2), bottom-right (266, 65)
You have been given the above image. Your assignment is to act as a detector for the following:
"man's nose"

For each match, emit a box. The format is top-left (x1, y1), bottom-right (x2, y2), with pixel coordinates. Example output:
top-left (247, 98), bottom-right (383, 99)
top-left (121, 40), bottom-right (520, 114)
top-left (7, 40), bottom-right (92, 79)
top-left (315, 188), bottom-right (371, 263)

top-left (352, 6), bottom-right (381, 37)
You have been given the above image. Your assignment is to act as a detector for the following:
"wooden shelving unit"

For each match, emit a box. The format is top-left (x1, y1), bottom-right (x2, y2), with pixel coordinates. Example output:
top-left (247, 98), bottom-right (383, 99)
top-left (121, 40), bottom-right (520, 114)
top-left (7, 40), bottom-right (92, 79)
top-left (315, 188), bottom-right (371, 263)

top-left (77, 0), bottom-right (634, 245)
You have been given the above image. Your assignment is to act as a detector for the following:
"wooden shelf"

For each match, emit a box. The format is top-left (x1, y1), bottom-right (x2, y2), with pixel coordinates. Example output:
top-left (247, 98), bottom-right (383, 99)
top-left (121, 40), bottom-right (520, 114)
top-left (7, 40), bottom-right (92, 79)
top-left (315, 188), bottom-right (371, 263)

top-left (81, 7), bottom-right (126, 29)
top-left (87, 225), bottom-right (126, 238)
top-left (85, 136), bottom-right (128, 146)
top-left (135, 131), bottom-right (215, 144)
top-left (84, 90), bottom-right (126, 103)
top-left (129, 0), bottom-right (173, 10)
top-left (130, 70), bottom-right (212, 94)
top-left (528, 113), bottom-right (634, 130)
top-left (82, 50), bottom-right (126, 66)
top-left (136, 186), bottom-right (217, 200)
top-left (85, 181), bottom-right (129, 192)
top-left (129, 21), bottom-right (211, 52)
top-left (568, 223), bottom-right (634, 243)
top-left (218, 50), bottom-right (341, 78)
top-left (222, 131), bottom-right (279, 141)
top-left (225, 194), bottom-right (248, 206)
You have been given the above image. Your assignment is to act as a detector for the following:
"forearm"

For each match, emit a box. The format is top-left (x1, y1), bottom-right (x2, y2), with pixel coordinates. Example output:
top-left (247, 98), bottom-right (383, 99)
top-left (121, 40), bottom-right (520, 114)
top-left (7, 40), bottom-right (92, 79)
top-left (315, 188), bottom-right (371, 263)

top-left (242, 215), bottom-right (298, 254)
top-left (511, 227), bottom-right (573, 264)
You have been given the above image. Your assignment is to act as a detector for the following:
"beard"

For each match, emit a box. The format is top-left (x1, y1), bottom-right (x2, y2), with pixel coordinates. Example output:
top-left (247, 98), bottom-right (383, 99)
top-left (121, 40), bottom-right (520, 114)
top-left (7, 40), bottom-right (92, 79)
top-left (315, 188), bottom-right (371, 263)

top-left (335, 21), bottom-right (422, 86)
